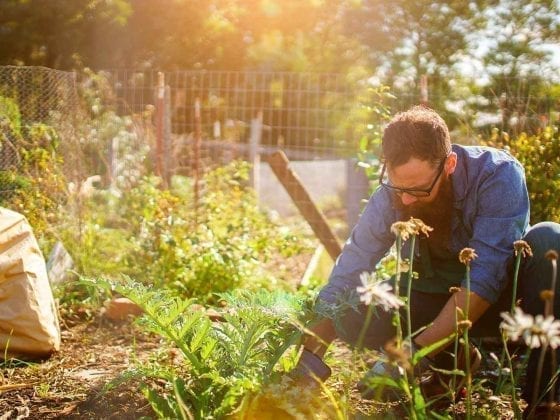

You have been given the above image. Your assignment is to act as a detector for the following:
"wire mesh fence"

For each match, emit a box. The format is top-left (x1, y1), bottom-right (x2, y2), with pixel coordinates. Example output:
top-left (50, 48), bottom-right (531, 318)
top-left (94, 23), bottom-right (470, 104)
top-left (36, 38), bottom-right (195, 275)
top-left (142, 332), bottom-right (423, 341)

top-left (98, 69), bottom-right (376, 230)
top-left (2, 65), bottom-right (560, 237)
top-left (105, 70), bottom-right (363, 158)
top-left (0, 66), bottom-right (81, 196)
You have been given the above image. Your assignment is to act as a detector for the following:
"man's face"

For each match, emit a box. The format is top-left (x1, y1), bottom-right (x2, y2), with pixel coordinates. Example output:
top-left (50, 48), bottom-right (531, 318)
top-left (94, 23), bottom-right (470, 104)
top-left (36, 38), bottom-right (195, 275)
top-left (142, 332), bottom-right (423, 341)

top-left (387, 154), bottom-right (457, 240)
top-left (387, 155), bottom-right (454, 207)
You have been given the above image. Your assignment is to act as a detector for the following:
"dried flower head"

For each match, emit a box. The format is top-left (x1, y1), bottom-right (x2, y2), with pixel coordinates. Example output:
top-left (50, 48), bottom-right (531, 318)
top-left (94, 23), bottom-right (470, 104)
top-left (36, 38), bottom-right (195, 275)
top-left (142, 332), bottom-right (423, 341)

top-left (408, 217), bottom-right (434, 237)
top-left (391, 218), bottom-right (433, 242)
top-left (501, 307), bottom-right (560, 349)
top-left (391, 221), bottom-right (415, 241)
top-left (459, 248), bottom-right (478, 265)
top-left (545, 250), bottom-right (559, 261)
top-left (357, 272), bottom-right (404, 311)
top-left (540, 289), bottom-right (554, 302)
top-left (514, 240), bottom-right (533, 258)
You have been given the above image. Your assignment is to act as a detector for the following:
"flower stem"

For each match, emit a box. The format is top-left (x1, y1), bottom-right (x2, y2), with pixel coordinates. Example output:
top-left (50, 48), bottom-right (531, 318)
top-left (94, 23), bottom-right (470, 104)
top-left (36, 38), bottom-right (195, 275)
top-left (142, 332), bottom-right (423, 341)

top-left (356, 303), bottom-right (374, 351)
top-left (502, 332), bottom-right (522, 419)
top-left (394, 236), bottom-right (403, 347)
top-left (406, 236), bottom-right (417, 349)
top-left (464, 264), bottom-right (472, 418)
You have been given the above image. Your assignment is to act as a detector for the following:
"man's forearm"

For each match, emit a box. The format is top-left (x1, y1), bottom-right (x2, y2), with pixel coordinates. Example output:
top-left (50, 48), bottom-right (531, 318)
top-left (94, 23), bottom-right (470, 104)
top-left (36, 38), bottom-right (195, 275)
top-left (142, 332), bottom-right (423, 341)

top-left (303, 318), bottom-right (337, 357)
top-left (414, 288), bottom-right (490, 354)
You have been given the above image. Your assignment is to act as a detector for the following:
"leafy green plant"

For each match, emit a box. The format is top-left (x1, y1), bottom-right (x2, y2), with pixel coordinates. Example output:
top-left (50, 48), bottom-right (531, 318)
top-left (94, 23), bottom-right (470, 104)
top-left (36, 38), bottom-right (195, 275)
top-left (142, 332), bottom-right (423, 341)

top-left (81, 276), bottom-right (311, 419)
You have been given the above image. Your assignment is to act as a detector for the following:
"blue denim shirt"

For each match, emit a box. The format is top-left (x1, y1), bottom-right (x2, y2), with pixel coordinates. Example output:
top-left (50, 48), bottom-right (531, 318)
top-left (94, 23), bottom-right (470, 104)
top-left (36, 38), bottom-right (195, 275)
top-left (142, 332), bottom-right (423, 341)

top-left (318, 144), bottom-right (530, 305)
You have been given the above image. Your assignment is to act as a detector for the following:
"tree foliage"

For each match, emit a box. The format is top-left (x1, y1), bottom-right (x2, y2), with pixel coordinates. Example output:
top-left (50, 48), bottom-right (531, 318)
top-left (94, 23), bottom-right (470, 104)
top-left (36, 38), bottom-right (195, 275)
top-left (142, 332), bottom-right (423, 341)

top-left (480, 0), bottom-right (560, 134)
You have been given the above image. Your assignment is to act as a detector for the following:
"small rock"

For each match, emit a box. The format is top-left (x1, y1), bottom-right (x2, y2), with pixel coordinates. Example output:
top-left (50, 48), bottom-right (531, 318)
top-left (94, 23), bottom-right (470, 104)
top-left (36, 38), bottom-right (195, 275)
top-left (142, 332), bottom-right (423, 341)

top-left (104, 297), bottom-right (143, 321)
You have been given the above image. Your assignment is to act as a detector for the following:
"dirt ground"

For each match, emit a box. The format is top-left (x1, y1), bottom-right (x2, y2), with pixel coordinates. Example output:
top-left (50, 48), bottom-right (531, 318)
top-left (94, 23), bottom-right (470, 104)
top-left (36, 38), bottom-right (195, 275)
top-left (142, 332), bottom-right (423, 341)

top-left (0, 312), bottom-right (158, 419)
top-left (0, 310), bottom-right (521, 419)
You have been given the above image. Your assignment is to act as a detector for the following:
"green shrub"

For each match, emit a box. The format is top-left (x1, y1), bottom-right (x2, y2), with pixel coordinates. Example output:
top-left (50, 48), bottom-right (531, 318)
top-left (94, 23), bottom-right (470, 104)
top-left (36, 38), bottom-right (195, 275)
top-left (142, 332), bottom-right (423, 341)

top-left (484, 126), bottom-right (560, 224)
top-left (60, 161), bottom-right (313, 303)
top-left (0, 96), bottom-right (67, 245)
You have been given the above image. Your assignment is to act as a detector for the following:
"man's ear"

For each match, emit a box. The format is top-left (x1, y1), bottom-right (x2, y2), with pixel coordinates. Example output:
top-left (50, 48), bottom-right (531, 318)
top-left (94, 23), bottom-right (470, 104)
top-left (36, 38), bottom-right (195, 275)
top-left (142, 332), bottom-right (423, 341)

top-left (446, 152), bottom-right (458, 175)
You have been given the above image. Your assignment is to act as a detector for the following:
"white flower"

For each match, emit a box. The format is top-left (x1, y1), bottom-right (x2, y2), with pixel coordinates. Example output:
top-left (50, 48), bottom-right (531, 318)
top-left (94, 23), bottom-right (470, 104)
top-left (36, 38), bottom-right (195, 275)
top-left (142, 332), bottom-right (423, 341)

top-left (356, 272), bottom-right (404, 311)
top-left (500, 307), bottom-right (560, 349)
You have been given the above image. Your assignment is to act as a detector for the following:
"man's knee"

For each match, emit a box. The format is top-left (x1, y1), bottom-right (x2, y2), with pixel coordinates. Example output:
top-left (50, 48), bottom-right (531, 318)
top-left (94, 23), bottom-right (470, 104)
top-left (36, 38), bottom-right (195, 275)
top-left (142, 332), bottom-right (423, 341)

top-left (523, 222), bottom-right (560, 258)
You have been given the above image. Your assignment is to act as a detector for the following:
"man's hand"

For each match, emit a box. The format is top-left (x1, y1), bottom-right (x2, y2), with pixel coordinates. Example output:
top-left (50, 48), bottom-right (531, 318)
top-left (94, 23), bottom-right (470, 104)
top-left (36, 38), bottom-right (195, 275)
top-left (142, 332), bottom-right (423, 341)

top-left (414, 288), bottom-right (490, 355)
top-left (289, 348), bottom-right (332, 386)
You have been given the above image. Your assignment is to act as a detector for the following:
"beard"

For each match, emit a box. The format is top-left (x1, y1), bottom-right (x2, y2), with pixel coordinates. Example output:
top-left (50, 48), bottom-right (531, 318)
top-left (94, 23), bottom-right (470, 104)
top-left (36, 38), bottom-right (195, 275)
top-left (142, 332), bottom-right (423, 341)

top-left (393, 174), bottom-right (455, 247)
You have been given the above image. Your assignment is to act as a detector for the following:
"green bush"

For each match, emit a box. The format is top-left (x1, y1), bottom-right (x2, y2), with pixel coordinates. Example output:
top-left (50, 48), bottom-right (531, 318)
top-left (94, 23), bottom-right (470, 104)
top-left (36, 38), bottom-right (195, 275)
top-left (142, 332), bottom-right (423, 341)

top-left (61, 161), bottom-right (313, 303)
top-left (484, 126), bottom-right (560, 224)
top-left (0, 96), bottom-right (67, 245)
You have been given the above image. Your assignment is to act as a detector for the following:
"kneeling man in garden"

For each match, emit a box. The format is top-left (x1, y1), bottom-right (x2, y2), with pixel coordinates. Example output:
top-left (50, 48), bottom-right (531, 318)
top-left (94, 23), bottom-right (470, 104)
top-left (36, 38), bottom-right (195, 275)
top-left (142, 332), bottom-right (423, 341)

top-left (291, 106), bottom-right (560, 416)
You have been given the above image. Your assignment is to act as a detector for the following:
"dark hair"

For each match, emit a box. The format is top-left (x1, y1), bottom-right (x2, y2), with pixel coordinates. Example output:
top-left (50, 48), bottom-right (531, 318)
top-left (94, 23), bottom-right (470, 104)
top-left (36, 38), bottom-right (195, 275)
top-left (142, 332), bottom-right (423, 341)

top-left (381, 106), bottom-right (451, 167)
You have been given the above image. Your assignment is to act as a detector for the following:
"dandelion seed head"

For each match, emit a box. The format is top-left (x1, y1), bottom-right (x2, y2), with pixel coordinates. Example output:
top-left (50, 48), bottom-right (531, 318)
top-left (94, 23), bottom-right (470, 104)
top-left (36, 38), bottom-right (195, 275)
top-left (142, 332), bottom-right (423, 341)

top-left (514, 240), bottom-right (533, 258)
top-left (459, 248), bottom-right (478, 265)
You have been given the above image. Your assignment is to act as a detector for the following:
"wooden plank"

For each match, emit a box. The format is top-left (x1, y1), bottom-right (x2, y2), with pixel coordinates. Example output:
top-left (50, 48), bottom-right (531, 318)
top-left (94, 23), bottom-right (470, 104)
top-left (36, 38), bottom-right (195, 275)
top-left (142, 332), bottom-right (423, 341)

top-left (267, 150), bottom-right (342, 261)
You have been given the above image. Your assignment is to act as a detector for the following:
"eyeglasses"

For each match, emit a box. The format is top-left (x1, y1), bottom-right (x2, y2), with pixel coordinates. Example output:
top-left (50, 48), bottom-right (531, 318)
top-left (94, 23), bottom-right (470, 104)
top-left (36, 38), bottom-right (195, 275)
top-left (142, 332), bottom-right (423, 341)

top-left (379, 157), bottom-right (447, 197)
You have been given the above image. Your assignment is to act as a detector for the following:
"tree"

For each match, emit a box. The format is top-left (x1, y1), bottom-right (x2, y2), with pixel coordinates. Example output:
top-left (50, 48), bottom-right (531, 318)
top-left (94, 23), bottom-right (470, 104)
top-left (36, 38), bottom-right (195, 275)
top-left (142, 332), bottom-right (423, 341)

top-left (342, 0), bottom-right (490, 129)
top-left (0, 0), bottom-right (131, 69)
top-left (481, 0), bottom-right (560, 134)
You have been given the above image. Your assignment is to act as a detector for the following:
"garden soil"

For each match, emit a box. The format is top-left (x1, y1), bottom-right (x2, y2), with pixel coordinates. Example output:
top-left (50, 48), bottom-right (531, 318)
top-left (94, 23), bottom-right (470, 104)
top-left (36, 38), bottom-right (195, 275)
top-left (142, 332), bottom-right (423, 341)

top-left (0, 312), bottom-right (158, 419)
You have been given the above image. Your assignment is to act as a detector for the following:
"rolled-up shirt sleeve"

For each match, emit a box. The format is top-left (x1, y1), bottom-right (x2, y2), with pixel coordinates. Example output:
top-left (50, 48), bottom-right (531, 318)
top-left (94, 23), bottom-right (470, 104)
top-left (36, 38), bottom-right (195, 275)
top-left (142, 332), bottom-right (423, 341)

top-left (317, 187), bottom-right (397, 304)
top-left (465, 160), bottom-right (530, 304)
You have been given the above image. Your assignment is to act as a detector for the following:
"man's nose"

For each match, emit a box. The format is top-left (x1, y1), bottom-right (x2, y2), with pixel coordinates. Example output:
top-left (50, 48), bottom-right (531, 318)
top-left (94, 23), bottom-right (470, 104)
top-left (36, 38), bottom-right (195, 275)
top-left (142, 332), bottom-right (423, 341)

top-left (400, 193), bottom-right (419, 206)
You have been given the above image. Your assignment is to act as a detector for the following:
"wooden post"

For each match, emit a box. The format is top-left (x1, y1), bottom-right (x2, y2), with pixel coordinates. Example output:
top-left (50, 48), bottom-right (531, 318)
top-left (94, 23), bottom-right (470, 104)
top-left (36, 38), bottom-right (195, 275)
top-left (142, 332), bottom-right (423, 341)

top-left (155, 72), bottom-right (165, 178)
top-left (249, 111), bottom-right (263, 196)
top-left (420, 74), bottom-right (428, 105)
top-left (163, 84), bottom-right (172, 187)
top-left (267, 151), bottom-right (342, 261)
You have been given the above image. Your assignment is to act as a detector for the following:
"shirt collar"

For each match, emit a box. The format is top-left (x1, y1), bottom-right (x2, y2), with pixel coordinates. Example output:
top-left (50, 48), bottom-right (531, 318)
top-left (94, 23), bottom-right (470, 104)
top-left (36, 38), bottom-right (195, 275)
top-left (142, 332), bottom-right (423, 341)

top-left (451, 144), bottom-right (468, 208)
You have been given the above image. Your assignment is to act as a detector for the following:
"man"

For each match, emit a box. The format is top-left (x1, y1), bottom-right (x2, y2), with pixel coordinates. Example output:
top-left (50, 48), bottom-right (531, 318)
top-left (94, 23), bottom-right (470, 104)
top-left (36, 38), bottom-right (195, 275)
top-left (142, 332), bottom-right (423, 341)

top-left (292, 106), bottom-right (560, 414)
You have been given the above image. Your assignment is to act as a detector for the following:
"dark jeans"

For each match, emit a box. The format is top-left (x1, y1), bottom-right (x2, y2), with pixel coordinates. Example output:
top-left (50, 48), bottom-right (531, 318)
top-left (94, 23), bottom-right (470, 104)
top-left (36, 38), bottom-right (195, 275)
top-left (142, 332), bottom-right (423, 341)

top-left (335, 222), bottom-right (560, 404)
